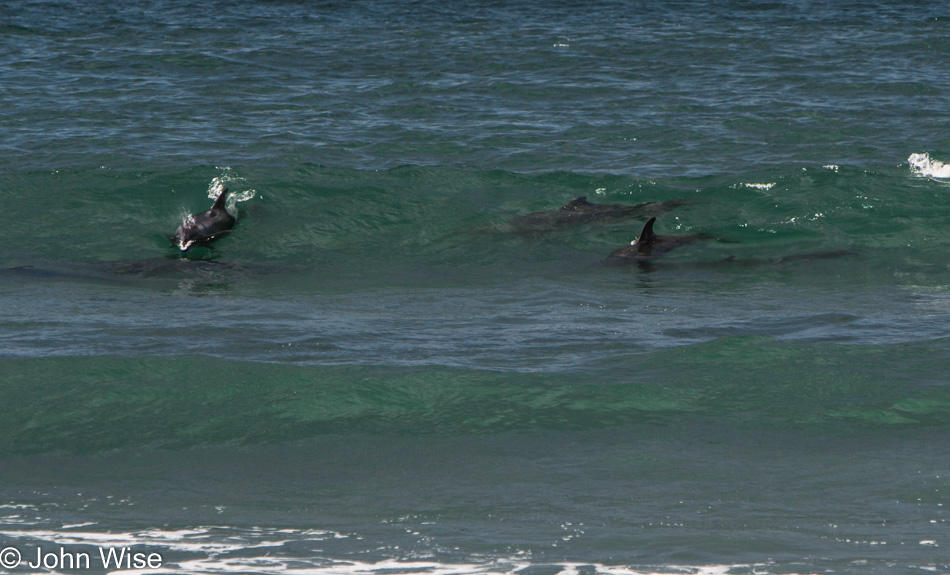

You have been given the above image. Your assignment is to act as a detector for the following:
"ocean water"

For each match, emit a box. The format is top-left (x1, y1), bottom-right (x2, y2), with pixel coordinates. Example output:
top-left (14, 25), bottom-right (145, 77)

top-left (2, 1), bottom-right (950, 574)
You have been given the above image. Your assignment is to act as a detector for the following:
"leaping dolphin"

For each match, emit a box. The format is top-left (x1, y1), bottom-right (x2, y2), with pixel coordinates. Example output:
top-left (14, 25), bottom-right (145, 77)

top-left (173, 188), bottom-right (235, 252)
top-left (607, 217), bottom-right (707, 263)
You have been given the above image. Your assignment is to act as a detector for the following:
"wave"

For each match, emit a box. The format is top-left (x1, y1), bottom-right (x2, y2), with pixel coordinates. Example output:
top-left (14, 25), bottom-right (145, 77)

top-left (3, 336), bottom-right (950, 456)
top-left (1, 160), bottom-right (925, 270)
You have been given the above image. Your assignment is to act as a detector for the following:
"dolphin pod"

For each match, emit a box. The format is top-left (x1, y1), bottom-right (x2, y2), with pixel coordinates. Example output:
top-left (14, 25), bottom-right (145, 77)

top-left (164, 188), bottom-right (849, 267)
top-left (507, 196), bottom-right (712, 262)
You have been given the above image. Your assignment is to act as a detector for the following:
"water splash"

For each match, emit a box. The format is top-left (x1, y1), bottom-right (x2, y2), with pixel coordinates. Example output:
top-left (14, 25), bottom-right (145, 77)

top-left (207, 167), bottom-right (256, 215)
top-left (908, 153), bottom-right (950, 179)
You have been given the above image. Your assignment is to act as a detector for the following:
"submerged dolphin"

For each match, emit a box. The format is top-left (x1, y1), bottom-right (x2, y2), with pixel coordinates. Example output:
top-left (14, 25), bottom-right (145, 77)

top-left (718, 250), bottom-right (857, 266)
top-left (607, 217), bottom-right (707, 263)
top-left (510, 196), bottom-right (689, 232)
top-left (173, 188), bottom-right (235, 252)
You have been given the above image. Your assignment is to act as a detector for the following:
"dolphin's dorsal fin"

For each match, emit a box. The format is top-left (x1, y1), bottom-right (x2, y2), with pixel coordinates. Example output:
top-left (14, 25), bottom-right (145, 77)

top-left (636, 217), bottom-right (657, 244)
top-left (211, 188), bottom-right (229, 210)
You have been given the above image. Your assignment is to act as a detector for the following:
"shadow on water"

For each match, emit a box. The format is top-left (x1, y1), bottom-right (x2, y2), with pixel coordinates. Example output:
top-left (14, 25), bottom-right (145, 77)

top-left (0, 253), bottom-right (303, 295)
top-left (593, 247), bottom-right (861, 297)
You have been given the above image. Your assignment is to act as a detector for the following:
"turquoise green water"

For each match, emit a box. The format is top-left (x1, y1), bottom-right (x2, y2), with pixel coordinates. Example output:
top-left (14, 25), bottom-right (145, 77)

top-left (3, 162), bottom-right (947, 282)
top-left (3, 337), bottom-right (950, 456)
top-left (3, 1), bottom-right (950, 573)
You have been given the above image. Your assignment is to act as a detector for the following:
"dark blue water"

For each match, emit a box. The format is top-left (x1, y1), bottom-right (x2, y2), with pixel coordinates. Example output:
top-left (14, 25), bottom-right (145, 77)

top-left (2, 1), bottom-right (950, 574)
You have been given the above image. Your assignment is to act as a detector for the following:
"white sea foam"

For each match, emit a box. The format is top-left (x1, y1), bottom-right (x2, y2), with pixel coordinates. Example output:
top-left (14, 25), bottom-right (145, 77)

top-left (1, 526), bottom-right (344, 555)
top-left (743, 182), bottom-right (775, 191)
top-left (908, 153), bottom-right (950, 179)
top-left (0, 525), bottom-right (806, 575)
top-left (170, 558), bottom-right (749, 575)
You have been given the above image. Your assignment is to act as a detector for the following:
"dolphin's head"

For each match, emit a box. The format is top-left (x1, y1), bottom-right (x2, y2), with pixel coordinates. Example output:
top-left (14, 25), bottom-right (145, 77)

top-left (175, 216), bottom-right (199, 252)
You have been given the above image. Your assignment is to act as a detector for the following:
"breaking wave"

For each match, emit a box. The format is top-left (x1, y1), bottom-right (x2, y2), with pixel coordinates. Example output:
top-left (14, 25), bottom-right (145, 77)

top-left (908, 152), bottom-right (950, 179)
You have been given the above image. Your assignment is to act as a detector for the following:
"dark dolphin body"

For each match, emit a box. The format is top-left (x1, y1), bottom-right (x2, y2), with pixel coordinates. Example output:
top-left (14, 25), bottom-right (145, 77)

top-left (173, 188), bottom-right (235, 252)
top-left (606, 217), bottom-right (855, 266)
top-left (607, 217), bottom-right (707, 263)
top-left (510, 196), bottom-right (689, 232)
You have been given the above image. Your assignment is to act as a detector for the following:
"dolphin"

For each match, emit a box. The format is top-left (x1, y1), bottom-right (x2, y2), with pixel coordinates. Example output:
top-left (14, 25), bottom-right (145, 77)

top-left (510, 196), bottom-right (689, 232)
top-left (607, 217), bottom-right (707, 263)
top-left (173, 188), bottom-right (235, 252)
top-left (606, 218), bottom-right (854, 265)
